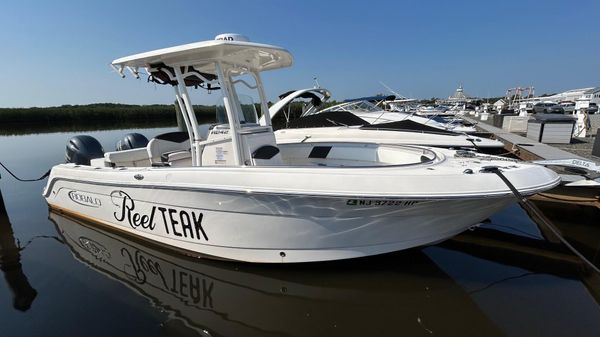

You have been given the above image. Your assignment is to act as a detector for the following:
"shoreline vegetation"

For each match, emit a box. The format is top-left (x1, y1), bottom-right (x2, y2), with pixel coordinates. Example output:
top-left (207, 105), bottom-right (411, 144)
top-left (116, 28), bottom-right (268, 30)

top-left (0, 102), bottom-right (318, 135)
top-left (0, 103), bottom-right (213, 124)
top-left (0, 103), bottom-right (210, 135)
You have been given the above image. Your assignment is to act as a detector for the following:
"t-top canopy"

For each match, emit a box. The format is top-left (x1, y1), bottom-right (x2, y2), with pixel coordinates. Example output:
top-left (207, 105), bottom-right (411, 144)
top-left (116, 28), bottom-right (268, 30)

top-left (112, 39), bottom-right (293, 77)
top-left (344, 95), bottom-right (396, 103)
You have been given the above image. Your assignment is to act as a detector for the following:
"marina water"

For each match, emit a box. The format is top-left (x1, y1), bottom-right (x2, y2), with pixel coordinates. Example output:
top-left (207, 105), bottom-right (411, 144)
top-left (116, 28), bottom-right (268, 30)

top-left (1, 126), bottom-right (599, 336)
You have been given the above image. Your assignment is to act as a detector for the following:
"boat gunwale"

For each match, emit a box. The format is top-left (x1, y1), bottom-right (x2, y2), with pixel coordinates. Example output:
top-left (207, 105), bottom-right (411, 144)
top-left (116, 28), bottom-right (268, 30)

top-left (43, 174), bottom-right (561, 200)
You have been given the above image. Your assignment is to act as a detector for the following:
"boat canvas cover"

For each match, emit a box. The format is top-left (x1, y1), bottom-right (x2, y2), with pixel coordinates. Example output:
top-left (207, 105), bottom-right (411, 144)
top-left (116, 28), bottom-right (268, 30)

top-left (344, 95), bottom-right (396, 103)
top-left (286, 111), bottom-right (369, 129)
top-left (284, 111), bottom-right (460, 136)
top-left (361, 120), bottom-right (459, 135)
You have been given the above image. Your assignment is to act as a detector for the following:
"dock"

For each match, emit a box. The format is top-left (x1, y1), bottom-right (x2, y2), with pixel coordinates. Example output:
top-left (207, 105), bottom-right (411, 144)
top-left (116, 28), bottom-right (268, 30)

top-left (465, 117), bottom-right (587, 161)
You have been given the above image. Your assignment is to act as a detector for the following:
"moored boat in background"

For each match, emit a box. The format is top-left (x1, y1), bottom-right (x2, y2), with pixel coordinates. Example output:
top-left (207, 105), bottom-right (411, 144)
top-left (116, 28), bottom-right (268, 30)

top-left (265, 88), bottom-right (504, 151)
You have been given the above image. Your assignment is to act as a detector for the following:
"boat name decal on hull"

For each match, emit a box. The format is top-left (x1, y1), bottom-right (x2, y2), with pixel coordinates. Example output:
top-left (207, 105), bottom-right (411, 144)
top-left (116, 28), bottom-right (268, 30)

top-left (346, 199), bottom-right (420, 206)
top-left (69, 191), bottom-right (102, 207)
top-left (78, 237), bottom-right (110, 261)
top-left (111, 191), bottom-right (209, 241)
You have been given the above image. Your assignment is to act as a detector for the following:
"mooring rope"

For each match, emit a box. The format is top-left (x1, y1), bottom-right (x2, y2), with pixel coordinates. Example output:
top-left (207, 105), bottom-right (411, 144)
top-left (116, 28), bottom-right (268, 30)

top-left (0, 162), bottom-right (50, 182)
top-left (482, 166), bottom-right (600, 275)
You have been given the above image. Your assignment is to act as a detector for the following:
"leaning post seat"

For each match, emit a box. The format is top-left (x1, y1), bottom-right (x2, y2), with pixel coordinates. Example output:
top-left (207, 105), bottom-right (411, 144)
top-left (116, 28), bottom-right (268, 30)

top-left (241, 128), bottom-right (284, 166)
top-left (102, 131), bottom-right (191, 168)
top-left (147, 131), bottom-right (191, 165)
top-left (103, 148), bottom-right (150, 167)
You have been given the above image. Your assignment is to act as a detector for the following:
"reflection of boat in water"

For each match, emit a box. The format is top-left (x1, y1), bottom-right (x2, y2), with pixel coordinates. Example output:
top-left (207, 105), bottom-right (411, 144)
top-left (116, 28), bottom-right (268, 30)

top-left (441, 204), bottom-right (600, 305)
top-left (0, 189), bottom-right (37, 311)
top-left (532, 184), bottom-right (600, 208)
top-left (50, 210), bottom-right (505, 337)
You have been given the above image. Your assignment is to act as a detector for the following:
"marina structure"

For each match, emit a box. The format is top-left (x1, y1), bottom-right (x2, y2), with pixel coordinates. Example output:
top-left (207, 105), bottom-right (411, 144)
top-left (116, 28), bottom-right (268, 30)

top-left (493, 86), bottom-right (536, 113)
top-left (494, 86), bottom-right (600, 113)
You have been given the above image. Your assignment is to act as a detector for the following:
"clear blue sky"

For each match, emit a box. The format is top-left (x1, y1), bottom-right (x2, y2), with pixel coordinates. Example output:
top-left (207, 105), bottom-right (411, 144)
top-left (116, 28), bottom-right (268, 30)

top-left (1, 0), bottom-right (598, 107)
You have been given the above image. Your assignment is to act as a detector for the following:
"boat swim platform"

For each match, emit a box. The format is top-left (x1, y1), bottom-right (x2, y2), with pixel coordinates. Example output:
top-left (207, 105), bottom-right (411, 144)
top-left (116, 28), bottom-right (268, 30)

top-left (464, 117), bottom-right (587, 161)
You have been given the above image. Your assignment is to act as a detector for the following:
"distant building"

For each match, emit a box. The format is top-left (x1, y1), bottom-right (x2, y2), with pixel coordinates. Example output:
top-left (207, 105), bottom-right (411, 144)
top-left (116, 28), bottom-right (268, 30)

top-left (437, 84), bottom-right (477, 105)
top-left (580, 87), bottom-right (600, 105)
top-left (493, 99), bottom-right (506, 111)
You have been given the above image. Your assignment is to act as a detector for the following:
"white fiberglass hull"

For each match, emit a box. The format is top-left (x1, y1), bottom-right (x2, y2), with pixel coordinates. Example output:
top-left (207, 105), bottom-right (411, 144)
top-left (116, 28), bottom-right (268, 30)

top-left (44, 158), bottom-right (559, 263)
top-left (274, 126), bottom-right (504, 149)
top-left (47, 180), bottom-right (513, 263)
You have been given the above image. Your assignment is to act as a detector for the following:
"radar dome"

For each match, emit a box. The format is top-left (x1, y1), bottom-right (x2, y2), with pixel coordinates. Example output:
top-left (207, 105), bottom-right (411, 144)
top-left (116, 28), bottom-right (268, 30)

top-left (214, 33), bottom-right (249, 42)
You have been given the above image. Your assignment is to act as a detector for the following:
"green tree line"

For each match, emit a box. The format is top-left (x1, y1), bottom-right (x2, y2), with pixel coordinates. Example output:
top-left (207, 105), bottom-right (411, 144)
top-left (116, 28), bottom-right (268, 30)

top-left (0, 103), bottom-right (216, 124)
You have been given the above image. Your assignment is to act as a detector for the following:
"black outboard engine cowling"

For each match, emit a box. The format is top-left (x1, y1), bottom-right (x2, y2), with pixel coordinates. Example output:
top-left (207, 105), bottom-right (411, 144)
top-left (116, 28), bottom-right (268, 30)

top-left (116, 133), bottom-right (149, 151)
top-left (65, 135), bottom-right (104, 165)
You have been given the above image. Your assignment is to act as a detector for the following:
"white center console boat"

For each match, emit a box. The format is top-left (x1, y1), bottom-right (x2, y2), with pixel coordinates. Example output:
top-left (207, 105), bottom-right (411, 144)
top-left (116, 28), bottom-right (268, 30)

top-left (43, 34), bottom-right (560, 263)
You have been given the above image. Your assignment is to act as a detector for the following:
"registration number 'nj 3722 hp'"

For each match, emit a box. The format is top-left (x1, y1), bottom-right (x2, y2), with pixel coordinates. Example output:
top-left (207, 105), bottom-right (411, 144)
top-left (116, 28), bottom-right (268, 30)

top-left (346, 199), bottom-right (420, 206)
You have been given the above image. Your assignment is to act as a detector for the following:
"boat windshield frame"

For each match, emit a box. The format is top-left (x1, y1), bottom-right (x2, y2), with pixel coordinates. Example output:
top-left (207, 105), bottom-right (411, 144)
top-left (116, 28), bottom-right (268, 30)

top-left (315, 100), bottom-right (383, 116)
top-left (264, 88), bottom-right (332, 125)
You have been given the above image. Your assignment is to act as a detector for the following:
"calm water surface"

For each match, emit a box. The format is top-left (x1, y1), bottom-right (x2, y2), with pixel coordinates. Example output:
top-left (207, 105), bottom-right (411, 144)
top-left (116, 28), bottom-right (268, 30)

top-left (1, 126), bottom-right (599, 337)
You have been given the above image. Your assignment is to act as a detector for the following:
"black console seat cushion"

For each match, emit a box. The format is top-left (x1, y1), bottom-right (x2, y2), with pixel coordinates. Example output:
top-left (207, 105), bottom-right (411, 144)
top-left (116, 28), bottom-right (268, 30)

top-left (308, 146), bottom-right (331, 159)
top-left (252, 145), bottom-right (280, 160)
top-left (361, 120), bottom-right (458, 135)
top-left (155, 131), bottom-right (190, 143)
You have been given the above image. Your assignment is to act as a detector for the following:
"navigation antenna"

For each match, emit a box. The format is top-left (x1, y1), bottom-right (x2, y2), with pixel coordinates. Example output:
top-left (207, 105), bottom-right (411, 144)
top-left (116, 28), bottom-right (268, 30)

top-left (379, 81), bottom-right (408, 100)
top-left (313, 76), bottom-right (320, 88)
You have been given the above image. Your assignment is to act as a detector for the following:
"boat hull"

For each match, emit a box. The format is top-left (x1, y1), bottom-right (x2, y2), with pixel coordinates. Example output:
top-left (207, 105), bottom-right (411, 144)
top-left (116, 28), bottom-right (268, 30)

top-left (46, 179), bottom-right (514, 263)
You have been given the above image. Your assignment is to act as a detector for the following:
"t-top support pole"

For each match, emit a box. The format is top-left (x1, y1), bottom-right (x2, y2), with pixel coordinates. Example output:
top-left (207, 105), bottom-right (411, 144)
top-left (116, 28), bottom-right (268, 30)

top-left (173, 67), bottom-right (202, 166)
top-left (214, 61), bottom-right (242, 166)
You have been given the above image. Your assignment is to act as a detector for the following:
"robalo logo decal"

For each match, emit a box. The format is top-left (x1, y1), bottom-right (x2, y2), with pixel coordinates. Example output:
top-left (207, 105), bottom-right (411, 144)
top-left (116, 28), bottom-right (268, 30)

top-left (69, 191), bottom-right (102, 208)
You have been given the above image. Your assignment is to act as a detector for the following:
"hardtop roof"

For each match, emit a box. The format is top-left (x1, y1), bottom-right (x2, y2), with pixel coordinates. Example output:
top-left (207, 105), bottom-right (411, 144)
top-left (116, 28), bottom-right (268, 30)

top-left (112, 39), bottom-right (293, 75)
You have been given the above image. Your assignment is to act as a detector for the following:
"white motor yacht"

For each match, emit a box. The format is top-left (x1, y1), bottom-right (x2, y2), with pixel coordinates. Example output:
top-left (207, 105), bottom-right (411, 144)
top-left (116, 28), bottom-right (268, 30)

top-left (415, 105), bottom-right (454, 117)
top-left (43, 34), bottom-right (560, 263)
top-left (314, 100), bottom-right (477, 133)
top-left (264, 88), bottom-right (504, 151)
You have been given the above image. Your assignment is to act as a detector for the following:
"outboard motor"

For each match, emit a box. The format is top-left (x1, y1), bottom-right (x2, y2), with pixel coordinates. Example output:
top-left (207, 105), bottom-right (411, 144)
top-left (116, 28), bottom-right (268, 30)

top-left (115, 133), bottom-right (149, 151)
top-left (65, 135), bottom-right (104, 165)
